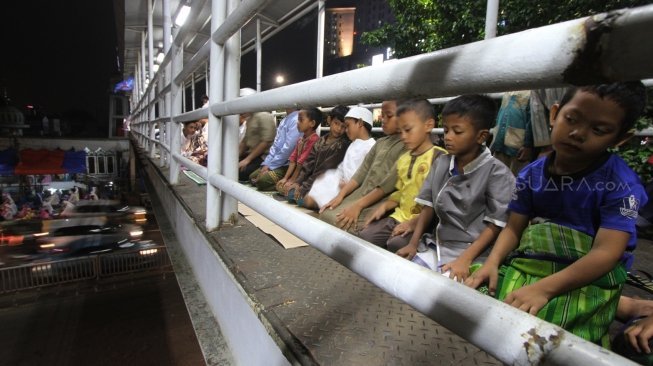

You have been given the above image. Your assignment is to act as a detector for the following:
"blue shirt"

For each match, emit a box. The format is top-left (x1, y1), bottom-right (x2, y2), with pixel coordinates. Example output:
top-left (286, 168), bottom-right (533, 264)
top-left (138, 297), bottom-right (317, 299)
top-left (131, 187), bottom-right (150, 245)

top-left (510, 153), bottom-right (648, 267)
top-left (262, 110), bottom-right (300, 170)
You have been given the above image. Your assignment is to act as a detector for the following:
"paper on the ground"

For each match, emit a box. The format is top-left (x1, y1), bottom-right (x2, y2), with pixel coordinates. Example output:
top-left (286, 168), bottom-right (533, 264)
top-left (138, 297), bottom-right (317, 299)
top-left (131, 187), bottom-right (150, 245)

top-left (182, 170), bottom-right (207, 185)
top-left (237, 202), bottom-right (308, 249)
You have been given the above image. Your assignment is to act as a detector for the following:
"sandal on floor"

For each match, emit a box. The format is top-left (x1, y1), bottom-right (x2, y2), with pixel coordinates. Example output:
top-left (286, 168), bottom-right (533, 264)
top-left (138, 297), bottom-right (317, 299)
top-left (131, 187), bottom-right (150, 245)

top-left (626, 269), bottom-right (653, 295)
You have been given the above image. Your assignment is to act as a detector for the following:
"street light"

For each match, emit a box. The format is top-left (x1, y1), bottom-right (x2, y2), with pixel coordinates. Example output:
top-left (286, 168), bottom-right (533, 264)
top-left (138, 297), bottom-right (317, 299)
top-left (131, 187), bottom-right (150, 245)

top-left (275, 75), bottom-right (285, 85)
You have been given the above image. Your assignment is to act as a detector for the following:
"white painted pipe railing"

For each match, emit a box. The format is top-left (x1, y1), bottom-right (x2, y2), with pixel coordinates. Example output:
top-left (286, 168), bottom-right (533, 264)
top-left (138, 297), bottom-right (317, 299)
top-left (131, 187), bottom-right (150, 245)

top-left (211, 0), bottom-right (273, 45)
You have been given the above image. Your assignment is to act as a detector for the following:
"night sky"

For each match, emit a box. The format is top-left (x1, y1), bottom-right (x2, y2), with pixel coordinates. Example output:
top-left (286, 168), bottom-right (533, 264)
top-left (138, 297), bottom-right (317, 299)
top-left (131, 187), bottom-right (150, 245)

top-left (241, 10), bottom-right (317, 90)
top-left (0, 1), bottom-right (118, 128)
top-left (0, 1), bottom-right (352, 136)
top-left (241, 0), bottom-right (356, 89)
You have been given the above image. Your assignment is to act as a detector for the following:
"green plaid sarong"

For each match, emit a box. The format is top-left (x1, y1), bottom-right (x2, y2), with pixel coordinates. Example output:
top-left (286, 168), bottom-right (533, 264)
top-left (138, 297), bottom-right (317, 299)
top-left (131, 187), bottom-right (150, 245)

top-left (497, 222), bottom-right (626, 348)
top-left (249, 166), bottom-right (288, 191)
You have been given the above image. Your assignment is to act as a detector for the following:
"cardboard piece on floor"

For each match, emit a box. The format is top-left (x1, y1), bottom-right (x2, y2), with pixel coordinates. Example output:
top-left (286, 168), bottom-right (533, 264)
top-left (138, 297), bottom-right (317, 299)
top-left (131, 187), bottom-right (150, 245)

top-left (265, 226), bottom-right (308, 249)
top-left (237, 203), bottom-right (256, 217)
top-left (238, 202), bottom-right (309, 249)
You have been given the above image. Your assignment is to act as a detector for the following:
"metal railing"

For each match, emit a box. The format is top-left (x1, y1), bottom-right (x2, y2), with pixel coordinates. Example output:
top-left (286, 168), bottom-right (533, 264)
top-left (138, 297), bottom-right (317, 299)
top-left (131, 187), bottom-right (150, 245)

top-left (127, 2), bottom-right (653, 365)
top-left (0, 246), bottom-right (171, 294)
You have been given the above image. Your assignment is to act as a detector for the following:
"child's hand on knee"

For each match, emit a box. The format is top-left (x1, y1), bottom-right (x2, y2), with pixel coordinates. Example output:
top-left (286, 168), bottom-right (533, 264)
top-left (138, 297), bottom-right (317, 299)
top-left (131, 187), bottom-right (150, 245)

top-left (396, 243), bottom-right (417, 260)
top-left (363, 206), bottom-right (385, 227)
top-left (276, 179), bottom-right (287, 193)
top-left (336, 205), bottom-right (361, 231)
top-left (625, 315), bottom-right (653, 354)
top-left (391, 222), bottom-right (413, 237)
top-left (281, 181), bottom-right (295, 195)
top-left (464, 264), bottom-right (498, 296)
top-left (503, 283), bottom-right (551, 316)
top-left (320, 195), bottom-right (343, 213)
top-left (441, 258), bottom-right (472, 282)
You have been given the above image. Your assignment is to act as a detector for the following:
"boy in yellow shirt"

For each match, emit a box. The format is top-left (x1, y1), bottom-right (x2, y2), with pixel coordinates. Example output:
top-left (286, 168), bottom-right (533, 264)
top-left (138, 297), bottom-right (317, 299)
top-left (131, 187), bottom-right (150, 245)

top-left (358, 99), bottom-right (446, 250)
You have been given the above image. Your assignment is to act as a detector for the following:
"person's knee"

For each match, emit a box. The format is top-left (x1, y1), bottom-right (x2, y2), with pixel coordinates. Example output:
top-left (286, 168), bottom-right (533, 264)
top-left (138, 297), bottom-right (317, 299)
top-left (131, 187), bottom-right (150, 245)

top-left (247, 168), bottom-right (260, 182)
top-left (319, 207), bottom-right (339, 225)
top-left (256, 179), bottom-right (275, 191)
top-left (301, 195), bottom-right (317, 209)
top-left (387, 235), bottom-right (409, 253)
top-left (358, 226), bottom-right (373, 242)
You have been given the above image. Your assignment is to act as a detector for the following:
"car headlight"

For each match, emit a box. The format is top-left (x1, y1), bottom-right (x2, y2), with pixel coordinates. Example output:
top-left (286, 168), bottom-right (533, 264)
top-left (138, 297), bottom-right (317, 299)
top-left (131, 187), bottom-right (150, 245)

top-left (40, 243), bottom-right (56, 249)
top-left (129, 230), bottom-right (143, 238)
top-left (32, 264), bottom-right (52, 272)
top-left (139, 248), bottom-right (158, 256)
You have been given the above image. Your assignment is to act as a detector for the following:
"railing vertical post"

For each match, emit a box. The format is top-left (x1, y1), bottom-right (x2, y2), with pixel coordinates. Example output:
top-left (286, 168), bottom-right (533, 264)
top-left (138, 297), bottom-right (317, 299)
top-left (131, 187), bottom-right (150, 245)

top-left (159, 96), bottom-right (166, 167)
top-left (169, 43), bottom-right (183, 184)
top-left (141, 31), bottom-right (147, 103)
top-left (147, 0), bottom-right (155, 81)
top-left (316, 0), bottom-right (325, 78)
top-left (207, 0), bottom-right (227, 230)
top-left (149, 104), bottom-right (156, 158)
top-left (162, 0), bottom-right (172, 169)
top-left (191, 72), bottom-right (196, 108)
top-left (220, 0), bottom-right (240, 224)
top-left (147, 0), bottom-right (157, 159)
top-left (256, 17), bottom-right (262, 92)
top-left (484, 0), bottom-right (499, 39)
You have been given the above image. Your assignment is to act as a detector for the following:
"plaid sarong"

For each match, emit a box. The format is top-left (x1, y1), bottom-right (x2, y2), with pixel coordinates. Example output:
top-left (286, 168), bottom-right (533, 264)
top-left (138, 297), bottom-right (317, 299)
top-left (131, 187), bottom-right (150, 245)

top-left (249, 166), bottom-right (287, 191)
top-left (497, 222), bottom-right (626, 348)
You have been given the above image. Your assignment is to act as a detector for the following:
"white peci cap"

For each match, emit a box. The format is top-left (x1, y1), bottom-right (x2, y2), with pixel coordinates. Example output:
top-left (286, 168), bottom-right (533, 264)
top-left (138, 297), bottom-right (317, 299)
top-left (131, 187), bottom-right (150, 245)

top-left (239, 88), bottom-right (256, 97)
top-left (344, 106), bottom-right (373, 127)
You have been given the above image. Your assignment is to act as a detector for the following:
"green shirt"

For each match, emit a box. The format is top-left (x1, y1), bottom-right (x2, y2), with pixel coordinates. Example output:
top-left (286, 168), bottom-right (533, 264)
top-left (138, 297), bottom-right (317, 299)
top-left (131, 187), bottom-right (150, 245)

top-left (243, 112), bottom-right (276, 154)
top-left (351, 134), bottom-right (405, 196)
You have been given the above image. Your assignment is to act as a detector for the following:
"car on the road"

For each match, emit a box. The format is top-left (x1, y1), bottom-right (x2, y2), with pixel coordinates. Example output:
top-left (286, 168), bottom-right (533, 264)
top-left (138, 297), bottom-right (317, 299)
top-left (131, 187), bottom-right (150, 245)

top-left (36, 223), bottom-right (143, 258)
top-left (0, 220), bottom-right (46, 247)
top-left (63, 200), bottom-right (147, 224)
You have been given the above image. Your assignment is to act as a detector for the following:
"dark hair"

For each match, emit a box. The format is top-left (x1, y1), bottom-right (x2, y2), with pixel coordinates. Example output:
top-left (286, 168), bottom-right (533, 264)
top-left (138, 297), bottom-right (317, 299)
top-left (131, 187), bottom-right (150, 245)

top-left (303, 107), bottom-right (323, 130)
top-left (201, 95), bottom-right (209, 102)
top-left (362, 120), bottom-right (372, 134)
top-left (396, 99), bottom-right (435, 122)
top-left (557, 82), bottom-right (647, 133)
top-left (183, 121), bottom-right (197, 127)
top-left (442, 94), bottom-right (497, 130)
top-left (329, 105), bottom-right (349, 123)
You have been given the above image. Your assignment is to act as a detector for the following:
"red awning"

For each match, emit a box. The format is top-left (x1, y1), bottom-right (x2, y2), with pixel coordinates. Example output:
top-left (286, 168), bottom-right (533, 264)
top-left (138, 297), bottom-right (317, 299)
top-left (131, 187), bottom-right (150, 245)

top-left (14, 149), bottom-right (66, 175)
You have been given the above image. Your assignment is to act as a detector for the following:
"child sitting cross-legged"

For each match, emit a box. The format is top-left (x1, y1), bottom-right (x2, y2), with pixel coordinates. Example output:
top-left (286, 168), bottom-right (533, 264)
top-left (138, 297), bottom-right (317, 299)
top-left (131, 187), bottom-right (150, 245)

top-left (320, 101), bottom-right (406, 233)
top-left (358, 99), bottom-right (447, 250)
top-left (465, 82), bottom-right (649, 348)
top-left (303, 107), bottom-right (377, 210)
top-left (285, 105), bottom-right (351, 207)
top-left (397, 95), bottom-right (514, 282)
top-left (276, 108), bottom-right (321, 196)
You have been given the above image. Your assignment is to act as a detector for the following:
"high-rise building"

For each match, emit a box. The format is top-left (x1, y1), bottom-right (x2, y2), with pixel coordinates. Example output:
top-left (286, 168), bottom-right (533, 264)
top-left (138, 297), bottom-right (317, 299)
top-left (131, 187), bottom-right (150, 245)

top-left (325, 1), bottom-right (395, 75)
top-left (326, 8), bottom-right (355, 59)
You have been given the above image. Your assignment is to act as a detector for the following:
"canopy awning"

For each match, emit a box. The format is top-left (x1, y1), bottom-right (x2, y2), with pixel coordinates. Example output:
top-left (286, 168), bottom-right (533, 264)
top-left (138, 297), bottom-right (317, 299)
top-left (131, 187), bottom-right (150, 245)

top-left (118, 0), bottom-right (314, 80)
top-left (12, 149), bottom-right (87, 175)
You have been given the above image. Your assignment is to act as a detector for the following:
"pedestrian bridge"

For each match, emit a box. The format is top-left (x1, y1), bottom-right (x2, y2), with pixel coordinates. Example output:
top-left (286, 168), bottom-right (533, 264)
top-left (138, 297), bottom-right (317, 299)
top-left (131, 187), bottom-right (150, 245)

top-left (125, 1), bottom-right (653, 365)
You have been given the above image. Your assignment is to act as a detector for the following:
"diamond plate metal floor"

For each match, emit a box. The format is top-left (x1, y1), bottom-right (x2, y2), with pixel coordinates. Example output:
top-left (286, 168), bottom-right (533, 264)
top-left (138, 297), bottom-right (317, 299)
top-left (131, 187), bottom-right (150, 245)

top-left (166, 169), bottom-right (501, 366)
